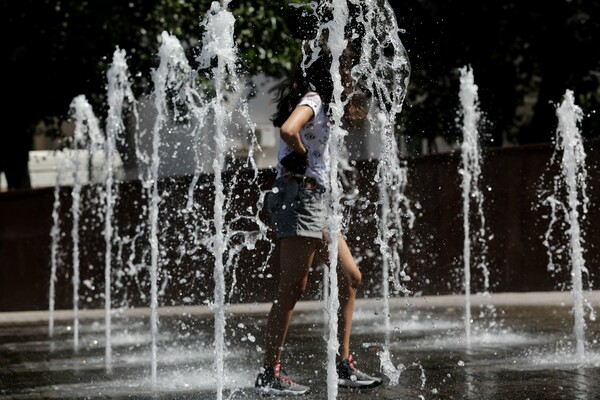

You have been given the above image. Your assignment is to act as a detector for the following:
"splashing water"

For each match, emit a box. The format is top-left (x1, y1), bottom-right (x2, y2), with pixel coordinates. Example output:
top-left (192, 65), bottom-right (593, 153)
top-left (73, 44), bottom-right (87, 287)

top-left (139, 27), bottom-right (256, 388)
top-left (458, 65), bottom-right (491, 347)
top-left (193, 3), bottom-right (266, 397)
top-left (202, 7), bottom-right (233, 399)
top-left (350, 0), bottom-right (413, 384)
top-left (147, 31), bottom-right (197, 386)
top-left (68, 95), bottom-right (104, 351)
top-left (306, 0), bottom-right (412, 394)
top-left (303, 1), bottom-right (350, 397)
top-left (49, 95), bottom-right (103, 340)
top-left (70, 95), bottom-right (105, 153)
top-left (48, 162), bottom-right (66, 338)
top-left (59, 6), bottom-right (264, 392)
top-left (104, 47), bottom-right (136, 372)
top-left (44, 2), bottom-right (420, 397)
top-left (69, 133), bottom-right (82, 353)
top-left (543, 89), bottom-right (592, 361)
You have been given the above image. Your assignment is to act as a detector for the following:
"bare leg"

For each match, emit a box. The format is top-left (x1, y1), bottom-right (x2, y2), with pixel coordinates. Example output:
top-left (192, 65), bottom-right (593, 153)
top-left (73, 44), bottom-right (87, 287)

top-left (318, 234), bottom-right (362, 360)
top-left (336, 237), bottom-right (361, 359)
top-left (263, 237), bottom-right (318, 367)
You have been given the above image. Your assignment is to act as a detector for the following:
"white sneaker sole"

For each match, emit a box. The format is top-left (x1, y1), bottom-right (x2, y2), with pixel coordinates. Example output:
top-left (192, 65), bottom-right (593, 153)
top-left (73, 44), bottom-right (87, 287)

top-left (255, 386), bottom-right (309, 396)
top-left (338, 378), bottom-right (383, 388)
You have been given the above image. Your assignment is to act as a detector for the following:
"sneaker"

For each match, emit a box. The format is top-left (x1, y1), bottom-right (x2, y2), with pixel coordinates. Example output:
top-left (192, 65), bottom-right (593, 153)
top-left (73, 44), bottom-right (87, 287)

top-left (336, 355), bottom-right (383, 388)
top-left (255, 363), bottom-right (310, 396)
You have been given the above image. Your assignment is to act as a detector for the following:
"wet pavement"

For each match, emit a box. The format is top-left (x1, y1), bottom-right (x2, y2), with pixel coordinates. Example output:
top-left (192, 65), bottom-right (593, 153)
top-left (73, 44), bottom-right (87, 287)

top-left (1, 292), bottom-right (599, 399)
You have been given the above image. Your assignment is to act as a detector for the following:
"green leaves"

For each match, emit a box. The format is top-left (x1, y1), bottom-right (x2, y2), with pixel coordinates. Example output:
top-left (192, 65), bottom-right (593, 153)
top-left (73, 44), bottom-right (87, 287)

top-left (3, 0), bottom-right (598, 152)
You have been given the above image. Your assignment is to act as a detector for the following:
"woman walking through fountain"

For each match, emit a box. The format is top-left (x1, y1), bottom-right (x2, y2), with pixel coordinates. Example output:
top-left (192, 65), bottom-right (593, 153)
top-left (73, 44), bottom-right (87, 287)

top-left (254, 44), bottom-right (381, 396)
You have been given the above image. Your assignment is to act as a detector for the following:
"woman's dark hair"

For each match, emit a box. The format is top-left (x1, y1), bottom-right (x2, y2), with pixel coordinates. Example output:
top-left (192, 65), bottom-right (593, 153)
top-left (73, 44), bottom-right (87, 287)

top-left (272, 41), bottom-right (368, 129)
top-left (271, 45), bottom-right (333, 128)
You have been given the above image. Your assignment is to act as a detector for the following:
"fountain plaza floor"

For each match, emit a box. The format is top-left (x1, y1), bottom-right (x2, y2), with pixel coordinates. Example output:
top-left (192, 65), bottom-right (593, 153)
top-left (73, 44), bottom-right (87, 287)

top-left (1, 291), bottom-right (599, 400)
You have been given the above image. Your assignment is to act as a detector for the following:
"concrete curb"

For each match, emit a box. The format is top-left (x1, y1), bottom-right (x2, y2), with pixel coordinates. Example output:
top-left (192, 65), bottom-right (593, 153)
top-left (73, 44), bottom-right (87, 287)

top-left (1, 290), bottom-right (598, 325)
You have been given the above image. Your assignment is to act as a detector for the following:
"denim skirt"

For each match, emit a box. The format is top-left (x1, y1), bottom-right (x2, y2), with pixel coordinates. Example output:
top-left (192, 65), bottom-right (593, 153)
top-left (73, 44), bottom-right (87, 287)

top-left (267, 176), bottom-right (327, 239)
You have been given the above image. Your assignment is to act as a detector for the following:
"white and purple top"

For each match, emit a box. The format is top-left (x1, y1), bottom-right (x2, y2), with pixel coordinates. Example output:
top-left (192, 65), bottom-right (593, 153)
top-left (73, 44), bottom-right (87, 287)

top-left (276, 92), bottom-right (330, 187)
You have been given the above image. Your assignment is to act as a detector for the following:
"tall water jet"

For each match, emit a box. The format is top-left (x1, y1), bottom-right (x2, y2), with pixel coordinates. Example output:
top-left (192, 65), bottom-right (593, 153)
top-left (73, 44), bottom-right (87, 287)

top-left (104, 47), bottom-right (136, 372)
top-left (196, 3), bottom-right (240, 398)
top-left (48, 161), bottom-right (66, 338)
top-left (306, 1), bottom-right (411, 392)
top-left (349, 0), bottom-right (412, 385)
top-left (68, 95), bottom-right (103, 351)
top-left (146, 31), bottom-right (197, 385)
top-left (458, 65), bottom-right (490, 346)
top-left (69, 140), bottom-right (82, 352)
top-left (543, 89), bottom-right (592, 361)
top-left (304, 1), bottom-right (350, 396)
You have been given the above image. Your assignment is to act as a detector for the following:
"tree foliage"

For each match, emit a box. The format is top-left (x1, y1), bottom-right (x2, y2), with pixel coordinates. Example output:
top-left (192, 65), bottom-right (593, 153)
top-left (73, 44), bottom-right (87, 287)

top-left (3, 0), bottom-right (301, 133)
top-left (395, 0), bottom-right (600, 150)
top-left (2, 0), bottom-right (599, 166)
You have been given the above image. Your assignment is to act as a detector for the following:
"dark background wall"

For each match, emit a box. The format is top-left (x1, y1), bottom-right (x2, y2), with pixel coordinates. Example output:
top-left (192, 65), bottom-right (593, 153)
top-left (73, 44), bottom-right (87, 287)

top-left (1, 140), bottom-right (598, 312)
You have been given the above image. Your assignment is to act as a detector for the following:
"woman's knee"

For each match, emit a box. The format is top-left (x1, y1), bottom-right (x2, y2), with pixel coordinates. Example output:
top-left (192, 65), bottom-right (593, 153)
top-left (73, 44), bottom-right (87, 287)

top-left (288, 281), bottom-right (308, 302)
top-left (276, 279), bottom-right (308, 307)
top-left (339, 267), bottom-right (361, 291)
top-left (349, 269), bottom-right (362, 289)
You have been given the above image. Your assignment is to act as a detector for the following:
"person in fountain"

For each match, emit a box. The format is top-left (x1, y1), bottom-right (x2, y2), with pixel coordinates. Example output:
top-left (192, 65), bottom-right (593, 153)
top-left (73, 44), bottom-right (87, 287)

top-left (254, 43), bottom-right (381, 396)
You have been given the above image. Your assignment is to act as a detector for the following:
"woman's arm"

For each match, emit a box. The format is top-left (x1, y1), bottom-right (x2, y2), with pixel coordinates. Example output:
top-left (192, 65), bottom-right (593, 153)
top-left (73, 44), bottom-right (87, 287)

top-left (279, 105), bottom-right (313, 156)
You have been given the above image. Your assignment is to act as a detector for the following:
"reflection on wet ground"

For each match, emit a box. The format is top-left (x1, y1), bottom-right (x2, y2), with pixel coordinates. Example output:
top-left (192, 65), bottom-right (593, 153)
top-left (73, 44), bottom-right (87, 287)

top-left (1, 292), bottom-right (599, 399)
